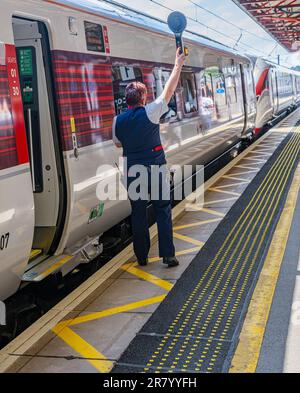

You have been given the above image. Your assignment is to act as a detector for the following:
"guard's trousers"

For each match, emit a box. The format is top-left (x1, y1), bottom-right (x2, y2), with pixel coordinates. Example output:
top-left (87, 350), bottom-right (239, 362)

top-left (127, 165), bottom-right (175, 262)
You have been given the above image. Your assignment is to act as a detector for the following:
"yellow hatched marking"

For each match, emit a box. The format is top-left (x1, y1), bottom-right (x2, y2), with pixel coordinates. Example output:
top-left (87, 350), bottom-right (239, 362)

top-left (231, 164), bottom-right (300, 373)
top-left (209, 187), bottom-right (241, 197)
top-left (52, 326), bottom-right (113, 373)
top-left (121, 265), bottom-right (174, 291)
top-left (187, 207), bottom-right (226, 218)
top-left (33, 256), bottom-right (73, 281)
top-left (67, 296), bottom-right (167, 327)
top-left (235, 164), bottom-right (259, 171)
top-left (243, 157), bottom-right (266, 164)
top-left (222, 175), bottom-right (250, 182)
top-left (174, 218), bottom-right (222, 231)
top-left (173, 233), bottom-right (204, 247)
top-left (215, 181), bottom-right (250, 189)
top-left (229, 171), bottom-right (257, 176)
top-left (205, 197), bottom-right (238, 206)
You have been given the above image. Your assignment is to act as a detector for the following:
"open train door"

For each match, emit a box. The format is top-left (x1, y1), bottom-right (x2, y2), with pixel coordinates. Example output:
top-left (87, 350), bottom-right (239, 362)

top-left (12, 18), bottom-right (66, 263)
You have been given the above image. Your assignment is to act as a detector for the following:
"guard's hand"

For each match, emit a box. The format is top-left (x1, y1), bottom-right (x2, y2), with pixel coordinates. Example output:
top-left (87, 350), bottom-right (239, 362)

top-left (175, 47), bottom-right (186, 68)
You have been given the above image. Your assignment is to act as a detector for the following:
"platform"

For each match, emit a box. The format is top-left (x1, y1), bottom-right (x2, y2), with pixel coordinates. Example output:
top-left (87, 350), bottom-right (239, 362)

top-left (0, 110), bottom-right (300, 374)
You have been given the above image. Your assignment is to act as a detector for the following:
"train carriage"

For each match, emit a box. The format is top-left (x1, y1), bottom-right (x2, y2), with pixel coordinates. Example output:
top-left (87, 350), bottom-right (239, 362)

top-left (253, 57), bottom-right (300, 134)
top-left (1, 0), bottom-right (259, 305)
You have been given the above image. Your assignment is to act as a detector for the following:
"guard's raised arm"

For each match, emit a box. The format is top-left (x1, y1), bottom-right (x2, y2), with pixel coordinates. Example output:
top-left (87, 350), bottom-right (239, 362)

top-left (161, 48), bottom-right (186, 105)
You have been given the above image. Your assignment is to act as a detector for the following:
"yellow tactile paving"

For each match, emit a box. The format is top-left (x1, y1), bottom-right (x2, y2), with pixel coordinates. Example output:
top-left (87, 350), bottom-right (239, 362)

top-left (230, 164), bottom-right (300, 373)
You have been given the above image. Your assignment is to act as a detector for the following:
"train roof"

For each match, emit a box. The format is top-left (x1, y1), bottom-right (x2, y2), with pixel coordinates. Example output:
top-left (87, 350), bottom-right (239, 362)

top-left (52, 0), bottom-right (250, 61)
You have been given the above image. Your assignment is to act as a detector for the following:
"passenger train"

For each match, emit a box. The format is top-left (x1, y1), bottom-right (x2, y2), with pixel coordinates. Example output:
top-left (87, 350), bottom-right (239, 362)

top-left (0, 0), bottom-right (299, 321)
top-left (253, 57), bottom-right (300, 134)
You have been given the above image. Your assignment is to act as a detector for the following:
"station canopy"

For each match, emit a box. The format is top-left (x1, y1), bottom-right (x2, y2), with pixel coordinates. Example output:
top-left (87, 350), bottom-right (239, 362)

top-left (233, 0), bottom-right (300, 52)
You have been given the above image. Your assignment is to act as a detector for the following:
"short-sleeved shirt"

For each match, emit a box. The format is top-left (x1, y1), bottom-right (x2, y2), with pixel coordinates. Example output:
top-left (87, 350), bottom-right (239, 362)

top-left (112, 96), bottom-right (169, 146)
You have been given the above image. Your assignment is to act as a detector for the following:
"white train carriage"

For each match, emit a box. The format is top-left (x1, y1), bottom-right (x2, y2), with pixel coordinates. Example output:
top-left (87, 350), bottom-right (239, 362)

top-left (253, 57), bottom-right (300, 134)
top-left (0, 0), bottom-right (257, 303)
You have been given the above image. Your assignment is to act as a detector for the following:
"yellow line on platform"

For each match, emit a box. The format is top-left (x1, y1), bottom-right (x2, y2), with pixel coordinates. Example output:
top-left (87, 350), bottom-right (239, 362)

top-left (230, 164), bottom-right (300, 373)
top-left (122, 265), bottom-right (173, 291)
top-left (235, 165), bottom-right (259, 171)
top-left (209, 187), bottom-right (241, 196)
top-left (222, 175), bottom-right (250, 182)
top-left (52, 326), bottom-right (113, 373)
top-left (188, 207), bottom-right (226, 217)
top-left (174, 218), bottom-right (222, 231)
top-left (173, 232), bottom-right (204, 247)
top-left (65, 296), bottom-right (167, 327)
top-left (215, 181), bottom-right (250, 189)
top-left (205, 197), bottom-right (238, 206)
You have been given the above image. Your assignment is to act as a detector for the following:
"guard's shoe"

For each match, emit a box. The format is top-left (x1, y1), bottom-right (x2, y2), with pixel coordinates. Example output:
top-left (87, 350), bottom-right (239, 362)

top-left (163, 257), bottom-right (179, 268)
top-left (138, 258), bottom-right (148, 266)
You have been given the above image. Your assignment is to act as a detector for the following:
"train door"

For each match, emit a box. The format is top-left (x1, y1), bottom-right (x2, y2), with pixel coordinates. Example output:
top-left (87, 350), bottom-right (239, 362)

top-left (270, 68), bottom-right (279, 115)
top-left (12, 18), bottom-right (65, 259)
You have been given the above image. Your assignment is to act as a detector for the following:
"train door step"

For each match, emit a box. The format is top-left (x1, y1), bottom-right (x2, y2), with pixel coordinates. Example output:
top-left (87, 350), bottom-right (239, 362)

top-left (22, 254), bottom-right (75, 282)
top-left (29, 249), bottom-right (43, 262)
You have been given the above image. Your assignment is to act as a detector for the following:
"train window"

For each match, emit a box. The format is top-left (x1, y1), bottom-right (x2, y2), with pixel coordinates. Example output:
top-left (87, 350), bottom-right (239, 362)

top-left (84, 21), bottom-right (105, 53)
top-left (296, 77), bottom-right (300, 93)
top-left (181, 73), bottom-right (198, 114)
top-left (153, 69), bottom-right (177, 123)
top-left (200, 67), bottom-right (229, 125)
top-left (112, 66), bottom-right (143, 114)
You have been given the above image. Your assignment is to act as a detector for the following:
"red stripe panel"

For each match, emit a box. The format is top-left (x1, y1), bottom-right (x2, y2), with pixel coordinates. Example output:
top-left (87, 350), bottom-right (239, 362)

top-left (52, 50), bottom-right (115, 150)
top-left (0, 59), bottom-right (19, 170)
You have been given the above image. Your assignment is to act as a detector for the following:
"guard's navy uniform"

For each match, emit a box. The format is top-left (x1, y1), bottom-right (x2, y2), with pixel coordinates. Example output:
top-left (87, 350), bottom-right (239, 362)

top-left (113, 97), bottom-right (175, 262)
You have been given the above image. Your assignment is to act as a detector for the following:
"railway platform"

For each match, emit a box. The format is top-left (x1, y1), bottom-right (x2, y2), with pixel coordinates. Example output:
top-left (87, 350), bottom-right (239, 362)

top-left (0, 110), bottom-right (300, 374)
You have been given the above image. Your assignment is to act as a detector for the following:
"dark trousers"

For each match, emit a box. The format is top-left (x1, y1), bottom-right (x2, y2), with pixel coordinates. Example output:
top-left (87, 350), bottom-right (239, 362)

top-left (127, 165), bottom-right (175, 261)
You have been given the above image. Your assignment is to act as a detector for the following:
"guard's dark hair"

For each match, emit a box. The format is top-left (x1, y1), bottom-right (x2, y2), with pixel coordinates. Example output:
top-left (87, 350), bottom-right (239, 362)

top-left (125, 81), bottom-right (148, 107)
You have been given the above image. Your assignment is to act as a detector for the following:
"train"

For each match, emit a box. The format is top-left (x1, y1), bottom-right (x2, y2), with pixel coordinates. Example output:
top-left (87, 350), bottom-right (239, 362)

top-left (253, 57), bottom-right (300, 134)
top-left (0, 0), bottom-right (299, 321)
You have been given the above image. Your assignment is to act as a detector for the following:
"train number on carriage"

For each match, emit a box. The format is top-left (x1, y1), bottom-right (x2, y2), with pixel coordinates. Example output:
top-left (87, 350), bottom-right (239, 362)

top-left (0, 233), bottom-right (10, 250)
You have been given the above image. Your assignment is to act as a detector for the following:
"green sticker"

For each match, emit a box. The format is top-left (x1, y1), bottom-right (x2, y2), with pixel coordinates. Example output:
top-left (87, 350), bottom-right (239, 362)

top-left (89, 202), bottom-right (105, 223)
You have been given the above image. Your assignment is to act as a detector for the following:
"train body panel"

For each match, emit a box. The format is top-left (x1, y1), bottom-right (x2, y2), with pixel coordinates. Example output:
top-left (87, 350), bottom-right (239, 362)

top-left (0, 0), bottom-right (258, 301)
top-left (253, 57), bottom-right (300, 134)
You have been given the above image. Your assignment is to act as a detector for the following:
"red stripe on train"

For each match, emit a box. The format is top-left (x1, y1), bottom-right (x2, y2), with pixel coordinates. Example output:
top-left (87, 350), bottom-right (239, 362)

top-left (5, 44), bottom-right (29, 165)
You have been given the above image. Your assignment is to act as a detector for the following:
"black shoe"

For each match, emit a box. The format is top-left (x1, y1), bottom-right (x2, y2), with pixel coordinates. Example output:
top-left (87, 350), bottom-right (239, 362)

top-left (163, 257), bottom-right (179, 268)
top-left (138, 258), bottom-right (148, 266)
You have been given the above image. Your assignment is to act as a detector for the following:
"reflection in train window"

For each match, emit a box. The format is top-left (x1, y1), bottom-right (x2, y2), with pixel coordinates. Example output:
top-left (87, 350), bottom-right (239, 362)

top-left (112, 66), bottom-right (143, 114)
top-left (181, 73), bottom-right (198, 114)
top-left (199, 67), bottom-right (229, 129)
top-left (296, 76), bottom-right (300, 94)
top-left (153, 68), bottom-right (177, 123)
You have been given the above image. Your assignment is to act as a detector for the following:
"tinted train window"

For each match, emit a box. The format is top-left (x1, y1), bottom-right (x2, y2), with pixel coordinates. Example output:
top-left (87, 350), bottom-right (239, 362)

top-left (84, 21), bottom-right (105, 53)
top-left (296, 76), bottom-right (300, 93)
top-left (200, 67), bottom-right (229, 128)
top-left (153, 69), bottom-right (177, 123)
top-left (112, 66), bottom-right (143, 114)
top-left (181, 73), bottom-right (198, 114)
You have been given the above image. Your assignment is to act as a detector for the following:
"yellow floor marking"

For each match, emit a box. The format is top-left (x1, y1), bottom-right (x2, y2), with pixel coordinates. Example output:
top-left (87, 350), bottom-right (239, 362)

top-left (222, 175), bottom-right (251, 182)
top-left (204, 197), bottom-right (238, 206)
top-left (67, 296), bottom-right (167, 327)
top-left (121, 265), bottom-right (174, 291)
top-left (33, 256), bottom-right (73, 281)
top-left (209, 187), bottom-right (241, 197)
top-left (235, 165), bottom-right (259, 171)
top-left (215, 181), bottom-right (250, 189)
top-left (243, 157), bottom-right (266, 164)
top-left (229, 171), bottom-right (257, 177)
top-left (30, 249), bottom-right (42, 260)
top-left (174, 218), bottom-right (222, 231)
top-left (173, 232), bottom-right (205, 247)
top-left (230, 164), bottom-right (300, 373)
top-left (189, 207), bottom-right (226, 217)
top-left (52, 326), bottom-right (113, 373)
